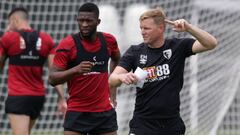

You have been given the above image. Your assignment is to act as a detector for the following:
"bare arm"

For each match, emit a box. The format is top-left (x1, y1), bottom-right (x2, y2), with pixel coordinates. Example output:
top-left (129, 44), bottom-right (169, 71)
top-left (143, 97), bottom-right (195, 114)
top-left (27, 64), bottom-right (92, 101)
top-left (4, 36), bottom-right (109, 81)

top-left (54, 84), bottom-right (67, 115)
top-left (48, 54), bottom-right (67, 114)
top-left (48, 59), bottom-right (93, 86)
top-left (109, 66), bottom-right (138, 87)
top-left (0, 54), bottom-right (7, 73)
top-left (165, 19), bottom-right (218, 53)
top-left (109, 51), bottom-right (120, 107)
top-left (109, 52), bottom-right (121, 73)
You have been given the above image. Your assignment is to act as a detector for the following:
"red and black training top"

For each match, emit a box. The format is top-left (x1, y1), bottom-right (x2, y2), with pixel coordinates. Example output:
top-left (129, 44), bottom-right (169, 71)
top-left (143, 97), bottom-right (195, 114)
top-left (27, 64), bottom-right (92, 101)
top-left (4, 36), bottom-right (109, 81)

top-left (0, 29), bottom-right (55, 96)
top-left (54, 32), bottom-right (120, 112)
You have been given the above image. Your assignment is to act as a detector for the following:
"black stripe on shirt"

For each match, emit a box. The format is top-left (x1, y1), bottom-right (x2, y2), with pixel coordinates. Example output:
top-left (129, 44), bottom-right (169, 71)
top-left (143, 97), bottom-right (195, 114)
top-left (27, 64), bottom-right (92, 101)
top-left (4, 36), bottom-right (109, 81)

top-left (56, 49), bottom-right (70, 52)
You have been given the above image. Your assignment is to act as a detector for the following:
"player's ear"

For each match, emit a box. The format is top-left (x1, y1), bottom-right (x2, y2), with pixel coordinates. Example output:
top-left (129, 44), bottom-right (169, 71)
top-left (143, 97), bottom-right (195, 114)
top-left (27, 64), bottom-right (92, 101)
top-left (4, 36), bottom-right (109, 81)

top-left (12, 16), bottom-right (19, 25)
top-left (158, 23), bottom-right (165, 32)
top-left (75, 14), bottom-right (82, 23)
top-left (8, 16), bottom-right (17, 30)
top-left (97, 19), bottom-right (101, 25)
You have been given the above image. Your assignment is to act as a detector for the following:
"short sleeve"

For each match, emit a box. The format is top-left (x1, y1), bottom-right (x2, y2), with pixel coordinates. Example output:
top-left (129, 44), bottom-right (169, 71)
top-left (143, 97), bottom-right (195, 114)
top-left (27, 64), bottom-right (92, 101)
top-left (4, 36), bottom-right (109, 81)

top-left (181, 38), bottom-right (196, 57)
top-left (39, 32), bottom-right (55, 55)
top-left (102, 32), bottom-right (120, 57)
top-left (118, 45), bottom-right (136, 72)
top-left (53, 36), bottom-right (75, 69)
top-left (0, 32), bottom-right (19, 56)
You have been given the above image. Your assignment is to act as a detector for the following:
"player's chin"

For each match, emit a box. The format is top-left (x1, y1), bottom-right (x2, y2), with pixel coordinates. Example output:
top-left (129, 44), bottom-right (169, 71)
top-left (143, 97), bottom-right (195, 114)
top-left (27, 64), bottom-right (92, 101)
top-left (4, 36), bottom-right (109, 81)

top-left (143, 40), bottom-right (150, 44)
top-left (81, 33), bottom-right (91, 38)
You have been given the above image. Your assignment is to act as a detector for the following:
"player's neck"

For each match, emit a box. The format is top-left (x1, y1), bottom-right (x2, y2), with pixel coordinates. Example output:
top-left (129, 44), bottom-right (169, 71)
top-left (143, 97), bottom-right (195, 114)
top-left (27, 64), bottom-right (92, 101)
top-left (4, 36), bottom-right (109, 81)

top-left (17, 23), bottom-right (31, 31)
top-left (148, 38), bottom-right (165, 48)
top-left (80, 32), bottom-right (97, 42)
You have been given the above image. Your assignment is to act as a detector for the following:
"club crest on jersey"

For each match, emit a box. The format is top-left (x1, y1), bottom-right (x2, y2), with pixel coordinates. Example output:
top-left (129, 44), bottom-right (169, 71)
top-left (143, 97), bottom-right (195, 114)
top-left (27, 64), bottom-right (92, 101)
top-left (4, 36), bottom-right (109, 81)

top-left (163, 49), bottom-right (172, 59)
top-left (139, 54), bottom-right (147, 64)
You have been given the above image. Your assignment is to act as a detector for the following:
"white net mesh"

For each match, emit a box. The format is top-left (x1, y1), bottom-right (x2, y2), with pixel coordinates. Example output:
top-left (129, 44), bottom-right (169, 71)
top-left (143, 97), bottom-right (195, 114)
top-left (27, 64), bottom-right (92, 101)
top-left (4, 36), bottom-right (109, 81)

top-left (0, 0), bottom-right (240, 135)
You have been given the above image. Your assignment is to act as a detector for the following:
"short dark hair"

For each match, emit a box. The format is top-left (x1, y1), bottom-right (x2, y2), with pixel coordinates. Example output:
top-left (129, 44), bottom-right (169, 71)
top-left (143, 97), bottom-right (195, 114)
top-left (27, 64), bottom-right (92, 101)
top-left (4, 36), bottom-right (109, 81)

top-left (8, 7), bottom-right (29, 19)
top-left (78, 2), bottom-right (99, 18)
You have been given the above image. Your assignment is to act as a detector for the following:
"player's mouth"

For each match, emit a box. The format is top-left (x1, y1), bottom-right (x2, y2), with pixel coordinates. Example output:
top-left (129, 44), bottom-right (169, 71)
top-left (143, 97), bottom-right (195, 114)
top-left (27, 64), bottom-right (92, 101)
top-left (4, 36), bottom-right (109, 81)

top-left (81, 29), bottom-right (90, 34)
top-left (143, 36), bottom-right (148, 41)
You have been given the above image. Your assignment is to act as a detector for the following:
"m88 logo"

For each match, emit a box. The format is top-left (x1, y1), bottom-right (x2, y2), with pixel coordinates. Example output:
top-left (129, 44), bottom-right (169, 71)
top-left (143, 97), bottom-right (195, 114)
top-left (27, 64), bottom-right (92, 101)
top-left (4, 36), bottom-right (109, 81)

top-left (143, 64), bottom-right (170, 82)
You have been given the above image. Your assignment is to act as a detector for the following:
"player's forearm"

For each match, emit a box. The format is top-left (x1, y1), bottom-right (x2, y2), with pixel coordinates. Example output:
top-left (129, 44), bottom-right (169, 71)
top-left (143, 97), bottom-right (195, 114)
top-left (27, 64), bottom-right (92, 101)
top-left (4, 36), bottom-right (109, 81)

top-left (0, 55), bottom-right (6, 73)
top-left (187, 24), bottom-right (218, 50)
top-left (54, 84), bottom-right (67, 114)
top-left (0, 62), bottom-right (4, 73)
top-left (54, 84), bottom-right (65, 100)
top-left (110, 59), bottom-right (119, 74)
top-left (109, 73), bottom-right (123, 87)
top-left (109, 52), bottom-right (120, 73)
top-left (110, 87), bottom-right (117, 98)
top-left (49, 67), bottom-right (79, 86)
top-left (109, 86), bottom-right (117, 107)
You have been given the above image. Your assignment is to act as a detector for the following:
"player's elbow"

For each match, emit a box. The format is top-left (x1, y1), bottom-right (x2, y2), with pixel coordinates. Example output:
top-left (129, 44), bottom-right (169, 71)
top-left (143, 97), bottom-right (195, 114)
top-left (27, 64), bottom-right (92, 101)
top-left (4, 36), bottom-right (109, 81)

top-left (208, 38), bottom-right (218, 50)
top-left (109, 74), bottom-right (122, 88)
top-left (48, 75), bottom-right (58, 86)
top-left (109, 75), bottom-right (116, 87)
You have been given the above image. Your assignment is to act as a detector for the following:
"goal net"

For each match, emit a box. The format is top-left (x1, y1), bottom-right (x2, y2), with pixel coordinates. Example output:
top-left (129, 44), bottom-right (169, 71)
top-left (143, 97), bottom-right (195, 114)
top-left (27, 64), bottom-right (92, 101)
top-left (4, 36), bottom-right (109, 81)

top-left (0, 0), bottom-right (240, 135)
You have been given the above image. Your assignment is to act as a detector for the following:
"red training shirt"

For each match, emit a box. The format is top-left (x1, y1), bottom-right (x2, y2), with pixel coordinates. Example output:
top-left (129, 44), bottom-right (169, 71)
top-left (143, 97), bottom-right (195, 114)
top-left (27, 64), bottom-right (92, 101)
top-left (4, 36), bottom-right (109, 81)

top-left (0, 29), bottom-right (55, 96)
top-left (54, 32), bottom-right (120, 112)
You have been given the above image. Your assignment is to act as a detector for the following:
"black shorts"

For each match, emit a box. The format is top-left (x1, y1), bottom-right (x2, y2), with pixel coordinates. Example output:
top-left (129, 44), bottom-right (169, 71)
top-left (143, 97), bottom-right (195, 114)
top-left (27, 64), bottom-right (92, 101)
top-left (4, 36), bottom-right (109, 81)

top-left (5, 96), bottom-right (45, 120)
top-left (129, 116), bottom-right (185, 135)
top-left (64, 108), bottom-right (118, 134)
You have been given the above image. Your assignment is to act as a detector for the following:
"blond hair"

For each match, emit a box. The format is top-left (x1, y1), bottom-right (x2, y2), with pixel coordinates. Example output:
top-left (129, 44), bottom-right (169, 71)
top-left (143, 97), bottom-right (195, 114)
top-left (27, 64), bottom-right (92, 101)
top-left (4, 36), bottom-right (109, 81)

top-left (139, 7), bottom-right (166, 25)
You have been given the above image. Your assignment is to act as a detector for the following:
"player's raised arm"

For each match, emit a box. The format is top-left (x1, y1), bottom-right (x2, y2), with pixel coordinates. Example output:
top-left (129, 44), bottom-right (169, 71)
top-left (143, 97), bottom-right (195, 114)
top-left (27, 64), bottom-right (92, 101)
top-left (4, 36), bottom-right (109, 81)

top-left (165, 18), bottom-right (218, 53)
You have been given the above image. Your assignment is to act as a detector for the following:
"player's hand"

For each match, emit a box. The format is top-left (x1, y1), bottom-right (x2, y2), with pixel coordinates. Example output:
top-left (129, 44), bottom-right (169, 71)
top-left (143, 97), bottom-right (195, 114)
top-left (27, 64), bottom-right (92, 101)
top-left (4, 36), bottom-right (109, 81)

top-left (165, 19), bottom-right (191, 32)
top-left (110, 98), bottom-right (117, 108)
top-left (119, 72), bottom-right (138, 85)
top-left (75, 61), bottom-right (94, 74)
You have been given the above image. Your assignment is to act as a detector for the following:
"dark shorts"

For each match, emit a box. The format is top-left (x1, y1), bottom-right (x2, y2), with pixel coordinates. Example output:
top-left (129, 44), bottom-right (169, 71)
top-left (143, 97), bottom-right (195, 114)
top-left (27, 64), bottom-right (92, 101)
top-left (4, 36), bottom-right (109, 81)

top-left (129, 116), bottom-right (185, 135)
top-left (5, 96), bottom-right (45, 120)
top-left (64, 108), bottom-right (118, 134)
